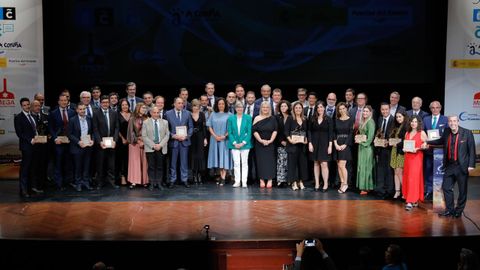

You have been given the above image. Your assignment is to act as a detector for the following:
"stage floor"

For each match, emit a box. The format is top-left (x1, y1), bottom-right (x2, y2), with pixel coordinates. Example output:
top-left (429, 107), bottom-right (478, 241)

top-left (0, 178), bottom-right (479, 241)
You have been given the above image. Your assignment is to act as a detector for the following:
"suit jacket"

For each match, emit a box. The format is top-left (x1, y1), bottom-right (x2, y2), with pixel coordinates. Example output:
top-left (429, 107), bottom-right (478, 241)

top-left (90, 99), bottom-right (101, 109)
top-left (439, 127), bottom-right (476, 174)
top-left (126, 96), bottom-right (143, 111)
top-left (303, 106), bottom-right (316, 120)
top-left (32, 112), bottom-right (49, 136)
top-left (391, 105), bottom-right (406, 116)
top-left (67, 115), bottom-right (93, 154)
top-left (376, 115), bottom-right (395, 139)
top-left (423, 114), bottom-right (448, 135)
top-left (227, 114), bottom-right (253, 150)
top-left (14, 112), bottom-right (36, 151)
top-left (253, 97), bottom-right (274, 118)
top-left (350, 106), bottom-right (377, 130)
top-left (92, 108), bottom-right (119, 144)
top-left (48, 107), bottom-right (76, 140)
top-left (41, 105), bottom-right (50, 115)
top-left (142, 118), bottom-right (170, 154)
top-left (406, 109), bottom-right (429, 119)
top-left (165, 109), bottom-right (193, 147)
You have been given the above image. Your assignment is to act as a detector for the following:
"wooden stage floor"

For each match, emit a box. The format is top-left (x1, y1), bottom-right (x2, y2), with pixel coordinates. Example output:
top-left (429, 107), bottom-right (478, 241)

top-left (0, 179), bottom-right (479, 241)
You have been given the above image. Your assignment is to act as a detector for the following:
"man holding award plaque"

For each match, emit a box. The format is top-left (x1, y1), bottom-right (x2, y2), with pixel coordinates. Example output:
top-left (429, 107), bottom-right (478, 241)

top-left (92, 95), bottom-right (119, 189)
top-left (30, 100), bottom-right (49, 193)
top-left (165, 97), bottom-right (193, 188)
top-left (68, 104), bottom-right (94, 191)
top-left (374, 103), bottom-right (395, 199)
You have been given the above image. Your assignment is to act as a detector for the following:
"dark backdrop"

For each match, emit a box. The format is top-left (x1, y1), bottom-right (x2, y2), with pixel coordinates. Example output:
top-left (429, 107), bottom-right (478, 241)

top-left (42, 0), bottom-right (448, 111)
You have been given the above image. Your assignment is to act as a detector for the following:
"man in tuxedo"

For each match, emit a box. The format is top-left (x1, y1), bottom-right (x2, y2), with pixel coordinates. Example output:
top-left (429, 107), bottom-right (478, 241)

top-left (253, 84), bottom-right (273, 118)
top-left (374, 103), bottom-right (395, 199)
top-left (345, 88), bottom-right (356, 114)
top-left (90, 86), bottom-right (102, 108)
top-left (30, 100), bottom-right (49, 193)
top-left (34, 93), bottom-right (50, 115)
top-left (14, 98), bottom-right (37, 197)
top-left (303, 92), bottom-right (318, 120)
top-left (49, 94), bottom-right (76, 190)
top-left (92, 95), bottom-right (119, 189)
top-left (205, 82), bottom-right (217, 109)
top-left (67, 104), bottom-right (94, 191)
top-left (142, 106), bottom-right (170, 190)
top-left (165, 97), bottom-right (194, 188)
top-left (406, 97), bottom-right (429, 119)
top-left (326, 93), bottom-right (337, 118)
top-left (388, 91), bottom-right (406, 117)
top-left (226, 92), bottom-right (237, 114)
top-left (423, 101), bottom-right (448, 200)
top-left (126, 81), bottom-right (143, 112)
top-left (436, 115), bottom-right (476, 218)
top-left (272, 88), bottom-right (282, 115)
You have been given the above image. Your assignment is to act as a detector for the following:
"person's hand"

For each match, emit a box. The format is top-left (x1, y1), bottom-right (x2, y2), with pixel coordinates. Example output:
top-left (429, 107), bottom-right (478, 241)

top-left (468, 167), bottom-right (474, 173)
top-left (79, 141), bottom-right (85, 148)
top-left (327, 145), bottom-right (332, 154)
top-left (154, 144), bottom-right (161, 151)
top-left (421, 142), bottom-right (428, 149)
top-left (204, 138), bottom-right (208, 147)
top-left (111, 141), bottom-right (116, 149)
top-left (122, 137), bottom-right (128, 145)
top-left (308, 143), bottom-right (314, 153)
top-left (296, 241), bottom-right (305, 258)
top-left (55, 138), bottom-right (62, 145)
top-left (100, 142), bottom-right (106, 149)
top-left (281, 141), bottom-right (287, 147)
top-left (31, 139), bottom-right (36, 145)
top-left (313, 238), bottom-right (325, 254)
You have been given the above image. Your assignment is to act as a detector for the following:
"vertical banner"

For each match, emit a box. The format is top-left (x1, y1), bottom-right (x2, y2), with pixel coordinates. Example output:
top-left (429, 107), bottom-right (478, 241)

top-left (444, 0), bottom-right (480, 176)
top-left (0, 1), bottom-right (44, 179)
top-left (432, 148), bottom-right (445, 213)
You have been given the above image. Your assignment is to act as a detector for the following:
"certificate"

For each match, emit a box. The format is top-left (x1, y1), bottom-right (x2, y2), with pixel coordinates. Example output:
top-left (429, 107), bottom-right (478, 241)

top-left (176, 126), bottom-right (187, 136)
top-left (388, 138), bottom-right (402, 146)
top-left (403, 140), bottom-right (416, 153)
top-left (34, 135), bottom-right (47, 144)
top-left (81, 134), bottom-right (92, 145)
top-left (374, 137), bottom-right (388, 147)
top-left (427, 129), bottom-right (440, 141)
top-left (57, 136), bottom-right (70, 144)
top-left (291, 135), bottom-right (305, 144)
top-left (102, 137), bottom-right (114, 148)
top-left (354, 134), bottom-right (367, 143)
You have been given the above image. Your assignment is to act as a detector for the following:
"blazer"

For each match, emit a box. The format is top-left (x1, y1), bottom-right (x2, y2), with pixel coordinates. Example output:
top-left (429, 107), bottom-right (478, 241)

top-left (423, 114), bottom-right (448, 135)
top-left (14, 112), bottom-right (36, 151)
top-left (92, 108), bottom-right (119, 144)
top-left (439, 127), bottom-right (476, 174)
top-left (48, 107), bottom-right (76, 140)
top-left (126, 96), bottom-right (143, 111)
top-left (142, 118), bottom-right (170, 154)
top-left (165, 109), bottom-right (194, 147)
top-left (253, 97), bottom-right (274, 118)
top-left (227, 114), bottom-right (253, 150)
top-left (406, 109), bottom-right (429, 119)
top-left (376, 115), bottom-right (395, 139)
top-left (67, 115), bottom-right (93, 154)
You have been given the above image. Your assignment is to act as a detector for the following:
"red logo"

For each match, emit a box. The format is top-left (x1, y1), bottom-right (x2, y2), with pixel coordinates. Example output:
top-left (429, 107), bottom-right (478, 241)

top-left (474, 92), bottom-right (480, 108)
top-left (0, 78), bottom-right (15, 107)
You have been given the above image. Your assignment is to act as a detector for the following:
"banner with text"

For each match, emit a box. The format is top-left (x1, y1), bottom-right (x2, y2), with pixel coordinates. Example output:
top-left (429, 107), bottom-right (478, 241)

top-left (445, 0), bottom-right (480, 174)
top-left (0, 1), bottom-right (44, 179)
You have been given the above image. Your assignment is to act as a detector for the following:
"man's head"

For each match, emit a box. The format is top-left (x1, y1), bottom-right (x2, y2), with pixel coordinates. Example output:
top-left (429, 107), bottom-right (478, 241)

top-left (109, 92), bottom-right (119, 107)
top-left (150, 106), bottom-right (160, 120)
top-left (80, 91), bottom-right (92, 106)
top-left (143, 91), bottom-right (154, 106)
top-left (76, 103), bottom-right (86, 117)
top-left (58, 94), bottom-right (68, 109)
top-left (100, 95), bottom-right (110, 110)
top-left (411, 97), bottom-right (422, 111)
top-left (174, 97), bottom-right (184, 111)
top-left (429, 101), bottom-right (442, 116)
top-left (20, 97), bottom-right (30, 113)
top-left (91, 86), bottom-right (101, 100)
top-left (246, 91), bottom-right (256, 105)
top-left (31, 100), bottom-right (41, 114)
top-left (297, 88), bottom-right (307, 102)
top-left (200, 95), bottom-right (209, 107)
top-left (356, 93), bottom-right (367, 107)
top-left (235, 84), bottom-right (245, 99)
top-left (260, 84), bottom-right (271, 98)
top-left (179, 87), bottom-right (189, 102)
top-left (272, 88), bottom-right (282, 103)
top-left (448, 115), bottom-right (459, 133)
top-left (126, 82), bottom-right (136, 97)
top-left (345, 88), bottom-right (355, 103)
top-left (380, 102), bottom-right (390, 117)
top-left (307, 92), bottom-right (318, 107)
top-left (226, 92), bottom-right (236, 105)
top-left (326, 92), bottom-right (337, 107)
top-left (389, 91), bottom-right (400, 106)
top-left (205, 82), bottom-right (215, 96)
top-left (154, 96), bottom-right (165, 110)
top-left (34, 93), bottom-right (45, 106)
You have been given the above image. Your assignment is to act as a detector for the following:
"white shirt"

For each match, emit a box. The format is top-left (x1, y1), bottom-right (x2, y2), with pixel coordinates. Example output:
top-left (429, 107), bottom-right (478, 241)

top-left (390, 104), bottom-right (398, 116)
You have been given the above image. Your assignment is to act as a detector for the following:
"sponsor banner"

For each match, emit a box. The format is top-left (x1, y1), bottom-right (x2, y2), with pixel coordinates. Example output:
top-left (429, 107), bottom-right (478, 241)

top-left (445, 0), bottom-right (480, 175)
top-left (0, 0), bottom-right (44, 179)
top-left (433, 148), bottom-right (445, 213)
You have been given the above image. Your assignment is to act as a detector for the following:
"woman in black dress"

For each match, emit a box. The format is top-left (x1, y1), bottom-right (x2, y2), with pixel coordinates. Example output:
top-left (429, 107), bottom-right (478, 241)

top-left (334, 102), bottom-right (353, 193)
top-left (116, 98), bottom-right (130, 185)
top-left (275, 100), bottom-right (291, 187)
top-left (308, 101), bottom-right (333, 192)
top-left (190, 99), bottom-right (208, 184)
top-left (285, 102), bottom-right (308, 191)
top-left (252, 101), bottom-right (278, 188)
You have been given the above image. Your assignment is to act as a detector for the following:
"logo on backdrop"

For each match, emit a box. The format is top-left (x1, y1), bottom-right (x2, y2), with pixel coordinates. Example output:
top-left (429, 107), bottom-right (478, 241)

top-left (0, 7), bottom-right (15, 20)
top-left (467, 42), bottom-right (480, 55)
top-left (474, 92), bottom-right (480, 108)
top-left (0, 78), bottom-right (15, 107)
top-left (459, 111), bottom-right (480, 121)
top-left (0, 23), bottom-right (13, 36)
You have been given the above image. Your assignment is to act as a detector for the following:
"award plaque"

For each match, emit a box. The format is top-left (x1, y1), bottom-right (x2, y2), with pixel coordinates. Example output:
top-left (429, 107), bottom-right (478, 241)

top-left (403, 140), bottom-right (416, 153)
top-left (388, 138), bottom-right (402, 146)
top-left (291, 135), bottom-right (305, 144)
top-left (427, 129), bottom-right (440, 141)
top-left (354, 134), bottom-right (367, 143)
top-left (176, 126), bottom-right (187, 137)
top-left (34, 135), bottom-right (47, 144)
top-left (102, 137), bottom-right (114, 148)
top-left (57, 136), bottom-right (70, 144)
top-left (374, 137), bottom-right (388, 147)
top-left (81, 134), bottom-right (92, 145)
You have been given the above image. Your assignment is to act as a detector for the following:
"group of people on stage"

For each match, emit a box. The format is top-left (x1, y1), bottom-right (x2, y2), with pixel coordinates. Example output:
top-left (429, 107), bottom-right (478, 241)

top-left (14, 83), bottom-right (476, 216)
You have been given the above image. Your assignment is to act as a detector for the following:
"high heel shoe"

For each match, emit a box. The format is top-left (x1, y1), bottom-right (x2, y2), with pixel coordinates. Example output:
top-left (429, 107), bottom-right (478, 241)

top-left (338, 184), bottom-right (348, 194)
top-left (314, 185), bottom-right (320, 192)
top-left (298, 181), bottom-right (305, 190)
top-left (266, 180), bottom-right (272, 188)
top-left (360, 190), bottom-right (368, 195)
top-left (291, 182), bottom-right (298, 191)
top-left (260, 180), bottom-right (266, 188)
top-left (393, 190), bottom-right (401, 199)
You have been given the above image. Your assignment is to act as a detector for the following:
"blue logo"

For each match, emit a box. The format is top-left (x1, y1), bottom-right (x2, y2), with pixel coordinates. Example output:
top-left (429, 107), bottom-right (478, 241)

top-left (0, 7), bottom-right (15, 20)
top-left (474, 9), bottom-right (480, 22)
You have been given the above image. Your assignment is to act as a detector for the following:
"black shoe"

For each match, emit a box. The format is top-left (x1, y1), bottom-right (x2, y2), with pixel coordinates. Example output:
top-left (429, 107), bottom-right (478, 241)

top-left (32, 187), bottom-right (44, 194)
top-left (20, 191), bottom-right (31, 198)
top-left (425, 192), bottom-right (433, 201)
top-left (157, 184), bottom-right (164, 191)
top-left (453, 211), bottom-right (463, 218)
top-left (110, 181), bottom-right (120, 189)
top-left (83, 184), bottom-right (93, 191)
top-left (148, 185), bottom-right (154, 191)
top-left (438, 211), bottom-right (454, 217)
top-left (75, 185), bottom-right (82, 192)
top-left (167, 182), bottom-right (174, 189)
top-left (183, 182), bottom-right (190, 188)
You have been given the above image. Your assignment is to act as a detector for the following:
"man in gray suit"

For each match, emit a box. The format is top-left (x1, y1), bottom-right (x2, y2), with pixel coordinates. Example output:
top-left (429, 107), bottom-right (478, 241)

top-left (142, 106), bottom-right (170, 190)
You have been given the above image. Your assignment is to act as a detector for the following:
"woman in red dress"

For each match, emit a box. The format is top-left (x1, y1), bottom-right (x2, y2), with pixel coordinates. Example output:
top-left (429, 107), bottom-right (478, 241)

top-left (402, 115), bottom-right (428, 211)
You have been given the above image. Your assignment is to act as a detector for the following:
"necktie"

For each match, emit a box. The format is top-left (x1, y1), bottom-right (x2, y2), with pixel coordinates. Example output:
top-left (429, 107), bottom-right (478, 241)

top-left (62, 109), bottom-right (68, 129)
top-left (209, 98), bottom-right (213, 107)
top-left (27, 113), bottom-right (36, 131)
top-left (104, 110), bottom-right (110, 132)
top-left (177, 111), bottom-right (181, 120)
top-left (154, 120), bottom-right (160, 144)
top-left (308, 107), bottom-right (313, 118)
top-left (247, 105), bottom-right (251, 115)
top-left (87, 107), bottom-right (92, 118)
top-left (354, 108), bottom-right (362, 129)
top-left (159, 111), bottom-right (163, 119)
top-left (432, 116), bottom-right (437, 129)
top-left (413, 111), bottom-right (417, 116)
top-left (327, 107), bottom-right (333, 116)
top-left (130, 99), bottom-right (135, 111)
top-left (382, 118), bottom-right (387, 137)
top-left (95, 101), bottom-right (99, 108)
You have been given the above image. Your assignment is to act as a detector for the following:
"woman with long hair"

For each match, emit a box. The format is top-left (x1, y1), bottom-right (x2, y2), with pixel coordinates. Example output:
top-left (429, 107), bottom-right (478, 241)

top-left (334, 102), bottom-right (353, 194)
top-left (356, 105), bottom-right (375, 195)
top-left (389, 111), bottom-right (409, 199)
top-left (116, 98), bottom-right (130, 185)
top-left (127, 102), bottom-right (149, 188)
top-left (275, 100), bottom-right (291, 187)
top-left (285, 102), bottom-right (308, 191)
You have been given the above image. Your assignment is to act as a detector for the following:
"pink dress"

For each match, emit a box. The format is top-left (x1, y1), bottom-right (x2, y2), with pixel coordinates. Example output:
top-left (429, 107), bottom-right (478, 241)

top-left (402, 131), bottom-right (424, 203)
top-left (127, 117), bottom-right (149, 184)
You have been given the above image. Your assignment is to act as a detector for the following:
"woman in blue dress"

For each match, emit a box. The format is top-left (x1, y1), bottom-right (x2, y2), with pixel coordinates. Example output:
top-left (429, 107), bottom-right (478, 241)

top-left (207, 97), bottom-right (232, 185)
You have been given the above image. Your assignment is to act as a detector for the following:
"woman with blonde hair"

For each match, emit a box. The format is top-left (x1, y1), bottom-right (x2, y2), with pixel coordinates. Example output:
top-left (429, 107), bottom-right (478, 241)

top-left (127, 102), bottom-right (149, 188)
top-left (356, 105), bottom-right (375, 195)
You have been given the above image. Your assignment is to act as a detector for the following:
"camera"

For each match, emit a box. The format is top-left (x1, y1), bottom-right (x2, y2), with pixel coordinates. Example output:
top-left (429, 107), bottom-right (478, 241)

top-left (304, 239), bottom-right (316, 247)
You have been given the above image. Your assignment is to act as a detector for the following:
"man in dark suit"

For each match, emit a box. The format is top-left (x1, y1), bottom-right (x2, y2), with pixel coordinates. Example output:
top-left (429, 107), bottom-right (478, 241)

top-left (226, 92), bottom-right (237, 114)
top-left (34, 93), bottom-right (50, 115)
top-left (30, 100), bottom-right (49, 193)
top-left (423, 101), bottom-right (448, 200)
top-left (92, 95), bottom-right (119, 189)
top-left (14, 98), bottom-right (37, 197)
top-left (165, 97), bottom-right (194, 188)
top-left (388, 91), bottom-right (406, 117)
top-left (205, 82), bottom-right (217, 110)
top-left (61, 89), bottom-right (76, 111)
top-left (303, 92), bottom-right (317, 120)
top-left (90, 86), bottom-right (102, 108)
top-left (125, 81), bottom-right (143, 112)
top-left (179, 87), bottom-right (192, 111)
top-left (406, 97), bottom-right (429, 119)
top-left (374, 103), bottom-right (396, 199)
top-left (345, 88), bottom-right (356, 115)
top-left (325, 93), bottom-right (337, 118)
top-left (67, 104), bottom-right (94, 191)
top-left (253, 84), bottom-right (274, 118)
top-left (49, 94), bottom-right (76, 190)
top-left (435, 115), bottom-right (476, 218)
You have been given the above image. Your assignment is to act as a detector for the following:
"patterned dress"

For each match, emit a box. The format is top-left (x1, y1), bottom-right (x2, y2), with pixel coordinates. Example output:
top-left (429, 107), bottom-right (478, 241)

top-left (390, 127), bottom-right (405, 169)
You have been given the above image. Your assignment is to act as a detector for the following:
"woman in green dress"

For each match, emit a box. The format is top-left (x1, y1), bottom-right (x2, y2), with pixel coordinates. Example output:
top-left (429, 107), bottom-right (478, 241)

top-left (356, 105), bottom-right (375, 195)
